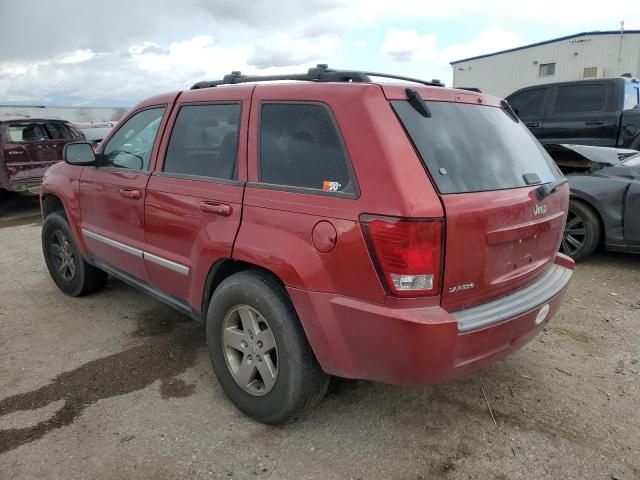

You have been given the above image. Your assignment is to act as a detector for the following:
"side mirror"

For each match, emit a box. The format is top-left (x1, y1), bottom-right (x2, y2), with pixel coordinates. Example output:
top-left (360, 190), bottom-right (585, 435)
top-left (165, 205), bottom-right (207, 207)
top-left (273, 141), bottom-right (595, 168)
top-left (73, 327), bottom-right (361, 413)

top-left (64, 142), bottom-right (96, 166)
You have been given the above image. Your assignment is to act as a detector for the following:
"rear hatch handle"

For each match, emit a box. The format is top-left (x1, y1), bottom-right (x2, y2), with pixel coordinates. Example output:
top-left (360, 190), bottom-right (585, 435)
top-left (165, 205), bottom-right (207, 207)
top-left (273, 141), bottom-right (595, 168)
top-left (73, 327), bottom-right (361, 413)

top-left (536, 178), bottom-right (568, 200)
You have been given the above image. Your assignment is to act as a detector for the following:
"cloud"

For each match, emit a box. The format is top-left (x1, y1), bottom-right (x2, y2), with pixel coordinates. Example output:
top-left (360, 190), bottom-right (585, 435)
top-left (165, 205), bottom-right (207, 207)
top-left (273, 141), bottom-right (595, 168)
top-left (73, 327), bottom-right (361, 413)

top-left (0, 34), bottom-right (341, 106)
top-left (443, 28), bottom-right (525, 63)
top-left (382, 27), bottom-right (524, 66)
top-left (247, 34), bottom-right (342, 69)
top-left (381, 30), bottom-right (438, 62)
top-left (2, 0), bottom-right (639, 105)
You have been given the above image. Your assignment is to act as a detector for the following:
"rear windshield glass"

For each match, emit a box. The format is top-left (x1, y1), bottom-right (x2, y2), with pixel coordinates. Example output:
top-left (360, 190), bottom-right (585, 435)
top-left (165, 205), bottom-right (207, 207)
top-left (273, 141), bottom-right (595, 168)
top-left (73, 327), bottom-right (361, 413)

top-left (392, 101), bottom-right (562, 194)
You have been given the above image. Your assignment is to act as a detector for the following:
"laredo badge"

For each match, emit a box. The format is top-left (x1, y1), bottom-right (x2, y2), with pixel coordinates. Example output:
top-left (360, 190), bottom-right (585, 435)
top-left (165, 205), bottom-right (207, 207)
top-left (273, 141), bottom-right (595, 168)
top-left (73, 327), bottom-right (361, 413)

top-left (323, 180), bottom-right (342, 192)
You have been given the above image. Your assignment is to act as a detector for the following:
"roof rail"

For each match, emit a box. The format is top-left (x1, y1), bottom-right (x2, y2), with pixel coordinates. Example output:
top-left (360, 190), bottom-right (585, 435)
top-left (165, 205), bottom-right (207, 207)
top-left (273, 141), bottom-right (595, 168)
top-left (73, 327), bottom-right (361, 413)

top-left (190, 64), bottom-right (445, 90)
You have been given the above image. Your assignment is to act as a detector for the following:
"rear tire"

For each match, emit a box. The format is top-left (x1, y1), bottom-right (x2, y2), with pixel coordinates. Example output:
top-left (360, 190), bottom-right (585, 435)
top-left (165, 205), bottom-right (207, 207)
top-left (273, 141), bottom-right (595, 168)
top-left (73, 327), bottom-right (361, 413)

top-left (560, 199), bottom-right (601, 261)
top-left (206, 270), bottom-right (329, 424)
top-left (42, 212), bottom-right (108, 296)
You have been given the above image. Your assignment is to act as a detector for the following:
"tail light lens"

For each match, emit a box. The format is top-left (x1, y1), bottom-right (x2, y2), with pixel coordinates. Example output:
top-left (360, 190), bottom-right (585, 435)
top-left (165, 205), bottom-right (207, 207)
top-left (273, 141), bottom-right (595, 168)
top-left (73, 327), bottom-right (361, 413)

top-left (361, 215), bottom-right (443, 297)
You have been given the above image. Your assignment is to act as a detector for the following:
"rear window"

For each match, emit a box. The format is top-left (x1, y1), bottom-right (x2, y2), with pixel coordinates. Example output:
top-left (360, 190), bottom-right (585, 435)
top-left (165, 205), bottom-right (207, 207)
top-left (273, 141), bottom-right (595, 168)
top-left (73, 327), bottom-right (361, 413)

top-left (44, 122), bottom-right (75, 140)
top-left (259, 103), bottom-right (355, 195)
top-left (392, 101), bottom-right (561, 194)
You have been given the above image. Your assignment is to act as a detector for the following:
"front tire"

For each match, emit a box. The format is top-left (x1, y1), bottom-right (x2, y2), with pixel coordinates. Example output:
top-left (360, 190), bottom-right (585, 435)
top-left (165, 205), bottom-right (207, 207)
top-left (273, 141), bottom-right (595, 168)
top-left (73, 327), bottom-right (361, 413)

top-left (206, 271), bottom-right (329, 424)
top-left (560, 199), bottom-right (601, 261)
top-left (42, 212), bottom-right (108, 296)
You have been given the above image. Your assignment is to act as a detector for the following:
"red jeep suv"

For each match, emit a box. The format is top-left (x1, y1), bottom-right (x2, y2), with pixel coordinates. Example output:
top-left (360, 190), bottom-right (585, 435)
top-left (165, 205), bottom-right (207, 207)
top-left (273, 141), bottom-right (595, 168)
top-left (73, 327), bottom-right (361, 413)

top-left (40, 66), bottom-right (575, 423)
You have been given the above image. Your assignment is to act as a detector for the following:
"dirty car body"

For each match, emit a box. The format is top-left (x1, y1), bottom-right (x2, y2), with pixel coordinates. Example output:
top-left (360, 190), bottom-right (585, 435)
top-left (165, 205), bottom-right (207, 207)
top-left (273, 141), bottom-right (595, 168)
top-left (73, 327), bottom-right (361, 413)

top-left (40, 65), bottom-right (575, 423)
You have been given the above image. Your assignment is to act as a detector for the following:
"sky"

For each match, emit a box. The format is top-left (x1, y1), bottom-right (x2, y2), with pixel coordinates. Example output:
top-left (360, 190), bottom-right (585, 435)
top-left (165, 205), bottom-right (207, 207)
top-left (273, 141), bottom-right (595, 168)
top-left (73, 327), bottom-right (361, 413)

top-left (1, 0), bottom-right (639, 107)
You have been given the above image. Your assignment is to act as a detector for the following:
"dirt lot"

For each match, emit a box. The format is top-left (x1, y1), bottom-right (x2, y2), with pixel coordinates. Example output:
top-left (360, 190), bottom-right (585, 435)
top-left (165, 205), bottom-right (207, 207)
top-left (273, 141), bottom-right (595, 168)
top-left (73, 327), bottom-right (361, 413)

top-left (0, 200), bottom-right (638, 480)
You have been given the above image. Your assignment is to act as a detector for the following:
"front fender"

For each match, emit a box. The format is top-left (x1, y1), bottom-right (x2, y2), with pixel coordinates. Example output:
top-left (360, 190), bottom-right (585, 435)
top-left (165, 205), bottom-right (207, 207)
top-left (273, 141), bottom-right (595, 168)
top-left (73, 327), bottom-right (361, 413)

top-left (568, 175), bottom-right (626, 244)
top-left (40, 163), bottom-right (87, 255)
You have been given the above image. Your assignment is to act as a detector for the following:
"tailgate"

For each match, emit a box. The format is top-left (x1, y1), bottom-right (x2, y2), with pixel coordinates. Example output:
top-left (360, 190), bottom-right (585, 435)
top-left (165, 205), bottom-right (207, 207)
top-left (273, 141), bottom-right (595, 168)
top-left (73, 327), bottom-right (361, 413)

top-left (440, 184), bottom-right (568, 311)
top-left (390, 93), bottom-right (568, 310)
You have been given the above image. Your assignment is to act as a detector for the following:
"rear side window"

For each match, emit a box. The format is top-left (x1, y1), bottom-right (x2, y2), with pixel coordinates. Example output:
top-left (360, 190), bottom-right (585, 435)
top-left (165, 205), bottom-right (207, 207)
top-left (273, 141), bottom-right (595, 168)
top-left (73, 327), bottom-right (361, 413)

top-left (164, 104), bottom-right (241, 180)
top-left (552, 84), bottom-right (607, 114)
top-left (259, 103), bottom-right (354, 194)
top-left (392, 101), bottom-right (561, 194)
top-left (44, 122), bottom-right (75, 140)
top-left (508, 88), bottom-right (547, 117)
top-left (7, 123), bottom-right (47, 142)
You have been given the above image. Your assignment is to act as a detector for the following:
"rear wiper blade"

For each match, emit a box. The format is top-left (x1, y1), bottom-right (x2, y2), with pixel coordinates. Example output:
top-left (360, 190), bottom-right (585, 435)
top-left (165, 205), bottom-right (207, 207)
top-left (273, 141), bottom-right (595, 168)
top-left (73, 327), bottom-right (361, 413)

top-left (536, 178), bottom-right (568, 200)
top-left (405, 88), bottom-right (431, 118)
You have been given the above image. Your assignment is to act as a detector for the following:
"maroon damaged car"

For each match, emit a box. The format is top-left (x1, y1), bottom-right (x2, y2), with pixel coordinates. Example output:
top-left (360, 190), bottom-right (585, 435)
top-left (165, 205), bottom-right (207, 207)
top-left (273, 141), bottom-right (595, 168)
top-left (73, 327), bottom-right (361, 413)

top-left (0, 118), bottom-right (85, 198)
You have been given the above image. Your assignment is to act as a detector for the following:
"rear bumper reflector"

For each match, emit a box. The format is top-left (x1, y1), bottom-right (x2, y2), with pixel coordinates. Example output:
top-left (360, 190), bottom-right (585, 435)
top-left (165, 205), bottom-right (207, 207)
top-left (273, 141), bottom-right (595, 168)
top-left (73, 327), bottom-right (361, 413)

top-left (453, 264), bottom-right (573, 333)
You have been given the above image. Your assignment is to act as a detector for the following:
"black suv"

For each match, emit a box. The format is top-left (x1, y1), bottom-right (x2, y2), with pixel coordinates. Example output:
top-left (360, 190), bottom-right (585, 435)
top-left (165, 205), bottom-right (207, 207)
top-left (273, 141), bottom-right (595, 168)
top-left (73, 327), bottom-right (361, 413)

top-left (506, 77), bottom-right (640, 149)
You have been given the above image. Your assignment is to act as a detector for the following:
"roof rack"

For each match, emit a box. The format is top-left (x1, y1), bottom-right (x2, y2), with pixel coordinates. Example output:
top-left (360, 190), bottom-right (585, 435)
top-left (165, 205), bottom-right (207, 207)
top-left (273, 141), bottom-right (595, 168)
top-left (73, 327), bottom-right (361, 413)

top-left (190, 64), bottom-right (445, 90)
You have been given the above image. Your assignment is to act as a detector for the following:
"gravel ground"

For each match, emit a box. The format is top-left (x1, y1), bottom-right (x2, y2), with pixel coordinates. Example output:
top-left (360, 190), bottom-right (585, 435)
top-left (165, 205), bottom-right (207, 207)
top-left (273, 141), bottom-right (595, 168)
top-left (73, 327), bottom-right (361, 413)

top-left (0, 201), bottom-right (638, 480)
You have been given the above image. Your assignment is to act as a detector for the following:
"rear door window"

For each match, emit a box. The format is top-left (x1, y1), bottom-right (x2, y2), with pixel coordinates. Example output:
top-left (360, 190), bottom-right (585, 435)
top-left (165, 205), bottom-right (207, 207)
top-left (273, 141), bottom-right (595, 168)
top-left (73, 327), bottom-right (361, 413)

top-left (392, 101), bottom-right (561, 194)
top-left (259, 103), bottom-right (355, 195)
top-left (163, 104), bottom-right (241, 180)
top-left (552, 84), bottom-right (607, 114)
top-left (507, 88), bottom-right (548, 117)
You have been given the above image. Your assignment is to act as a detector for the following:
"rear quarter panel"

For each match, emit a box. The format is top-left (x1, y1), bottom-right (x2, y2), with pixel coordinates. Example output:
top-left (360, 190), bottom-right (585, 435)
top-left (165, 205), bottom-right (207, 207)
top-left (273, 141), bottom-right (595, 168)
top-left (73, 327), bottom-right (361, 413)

top-left (234, 83), bottom-right (444, 304)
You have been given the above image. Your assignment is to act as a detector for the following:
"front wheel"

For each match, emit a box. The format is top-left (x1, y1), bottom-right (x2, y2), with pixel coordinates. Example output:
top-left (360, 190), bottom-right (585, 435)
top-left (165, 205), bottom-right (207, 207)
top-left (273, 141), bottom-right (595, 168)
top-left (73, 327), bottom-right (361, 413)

top-left (42, 212), bottom-right (108, 296)
top-left (560, 199), bottom-right (601, 261)
top-left (206, 271), bottom-right (329, 424)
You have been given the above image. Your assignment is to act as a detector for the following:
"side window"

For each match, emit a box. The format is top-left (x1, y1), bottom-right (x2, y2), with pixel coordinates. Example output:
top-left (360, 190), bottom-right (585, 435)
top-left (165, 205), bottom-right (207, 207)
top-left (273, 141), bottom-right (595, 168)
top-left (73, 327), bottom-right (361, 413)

top-left (552, 84), bottom-right (607, 114)
top-left (163, 104), bottom-right (241, 180)
top-left (508, 88), bottom-right (548, 117)
top-left (102, 107), bottom-right (166, 171)
top-left (624, 85), bottom-right (639, 110)
top-left (44, 123), bottom-right (74, 140)
top-left (259, 103), bottom-right (354, 194)
top-left (8, 123), bottom-right (47, 142)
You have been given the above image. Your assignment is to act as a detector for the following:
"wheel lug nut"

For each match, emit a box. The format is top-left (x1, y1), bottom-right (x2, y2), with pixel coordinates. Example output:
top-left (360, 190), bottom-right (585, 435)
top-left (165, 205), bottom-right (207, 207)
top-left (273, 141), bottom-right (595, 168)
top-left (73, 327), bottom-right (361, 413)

top-left (257, 341), bottom-right (263, 348)
top-left (247, 354), bottom-right (252, 361)
top-left (257, 355), bottom-right (262, 362)
top-left (241, 341), bottom-right (247, 348)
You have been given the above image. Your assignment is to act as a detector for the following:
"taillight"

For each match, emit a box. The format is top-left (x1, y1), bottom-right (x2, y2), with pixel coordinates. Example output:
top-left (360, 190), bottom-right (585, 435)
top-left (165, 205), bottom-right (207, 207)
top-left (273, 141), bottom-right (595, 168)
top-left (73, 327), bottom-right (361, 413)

top-left (360, 215), bottom-right (443, 297)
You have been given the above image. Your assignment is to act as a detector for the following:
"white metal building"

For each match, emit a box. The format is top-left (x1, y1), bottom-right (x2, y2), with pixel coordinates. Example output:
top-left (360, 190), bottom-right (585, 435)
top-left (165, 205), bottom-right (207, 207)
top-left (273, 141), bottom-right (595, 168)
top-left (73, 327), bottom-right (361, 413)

top-left (450, 30), bottom-right (640, 98)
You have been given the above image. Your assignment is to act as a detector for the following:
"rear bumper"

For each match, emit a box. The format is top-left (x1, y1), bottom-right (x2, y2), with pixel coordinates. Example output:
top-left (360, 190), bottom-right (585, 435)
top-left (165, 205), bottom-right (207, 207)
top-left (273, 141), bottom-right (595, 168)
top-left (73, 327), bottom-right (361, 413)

top-left (289, 254), bottom-right (574, 385)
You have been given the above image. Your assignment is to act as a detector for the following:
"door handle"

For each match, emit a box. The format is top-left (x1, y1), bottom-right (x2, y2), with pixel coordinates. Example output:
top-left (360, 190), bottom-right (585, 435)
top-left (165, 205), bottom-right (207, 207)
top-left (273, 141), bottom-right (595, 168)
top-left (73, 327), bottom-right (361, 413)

top-left (119, 188), bottom-right (141, 200)
top-left (525, 122), bottom-right (539, 127)
top-left (199, 201), bottom-right (232, 216)
top-left (585, 120), bottom-right (604, 125)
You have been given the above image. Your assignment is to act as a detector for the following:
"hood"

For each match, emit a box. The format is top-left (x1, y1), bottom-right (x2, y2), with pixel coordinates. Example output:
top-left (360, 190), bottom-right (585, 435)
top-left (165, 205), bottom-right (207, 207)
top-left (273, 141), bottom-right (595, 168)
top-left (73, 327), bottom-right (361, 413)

top-left (546, 144), bottom-right (638, 168)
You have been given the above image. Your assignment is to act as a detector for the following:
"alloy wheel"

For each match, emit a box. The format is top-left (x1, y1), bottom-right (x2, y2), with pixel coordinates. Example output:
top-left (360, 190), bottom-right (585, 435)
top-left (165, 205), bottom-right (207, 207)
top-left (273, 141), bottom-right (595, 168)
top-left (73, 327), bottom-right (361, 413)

top-left (561, 209), bottom-right (587, 258)
top-left (50, 230), bottom-right (76, 281)
top-left (222, 305), bottom-right (278, 396)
